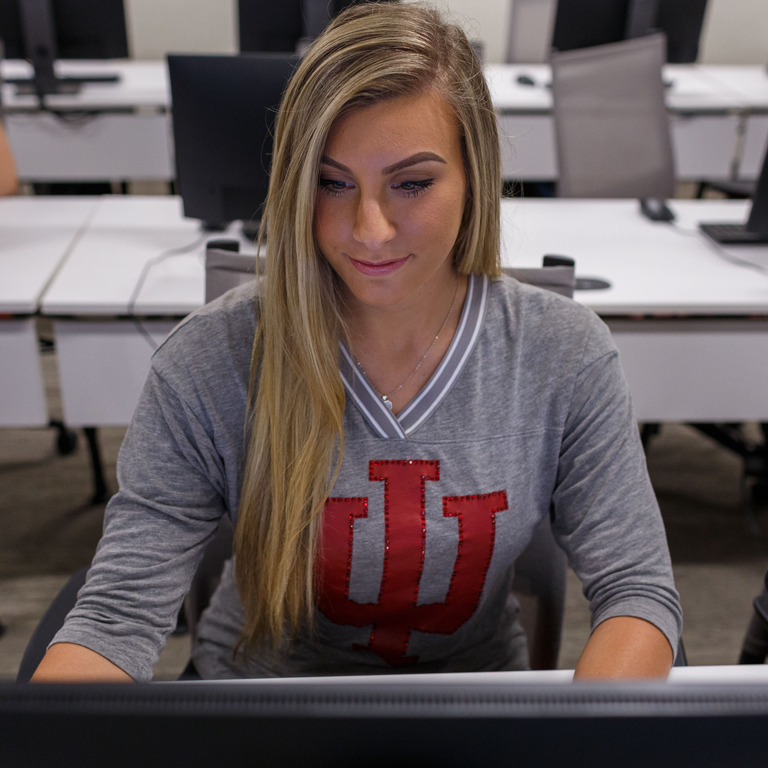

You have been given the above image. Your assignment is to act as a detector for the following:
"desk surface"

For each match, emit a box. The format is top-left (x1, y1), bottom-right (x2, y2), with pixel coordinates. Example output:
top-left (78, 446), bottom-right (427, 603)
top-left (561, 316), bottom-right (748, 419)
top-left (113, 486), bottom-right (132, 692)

top-left (3, 59), bottom-right (765, 114)
top-left (38, 195), bottom-right (768, 318)
top-left (0, 196), bottom-right (99, 314)
top-left (40, 196), bottom-right (204, 316)
top-left (486, 63), bottom-right (760, 113)
top-left (0, 60), bottom-right (170, 111)
top-left (502, 198), bottom-right (768, 315)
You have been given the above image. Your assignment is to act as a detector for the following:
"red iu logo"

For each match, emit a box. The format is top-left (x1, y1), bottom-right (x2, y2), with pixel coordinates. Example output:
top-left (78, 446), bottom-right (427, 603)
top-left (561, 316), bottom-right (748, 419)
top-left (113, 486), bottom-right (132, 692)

top-left (316, 460), bottom-right (508, 666)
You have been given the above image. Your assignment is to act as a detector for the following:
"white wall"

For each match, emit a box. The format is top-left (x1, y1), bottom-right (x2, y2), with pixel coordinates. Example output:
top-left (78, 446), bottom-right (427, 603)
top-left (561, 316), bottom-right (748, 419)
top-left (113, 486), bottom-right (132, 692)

top-left (699, 0), bottom-right (768, 65)
top-left (403, 0), bottom-right (511, 64)
top-left (124, 0), bottom-right (768, 66)
top-left (124, 0), bottom-right (237, 59)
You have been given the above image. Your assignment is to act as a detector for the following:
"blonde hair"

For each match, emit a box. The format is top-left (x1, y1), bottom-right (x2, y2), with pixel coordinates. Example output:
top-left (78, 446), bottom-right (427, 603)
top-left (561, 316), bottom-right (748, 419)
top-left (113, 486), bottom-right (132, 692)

top-left (235, 1), bottom-right (502, 654)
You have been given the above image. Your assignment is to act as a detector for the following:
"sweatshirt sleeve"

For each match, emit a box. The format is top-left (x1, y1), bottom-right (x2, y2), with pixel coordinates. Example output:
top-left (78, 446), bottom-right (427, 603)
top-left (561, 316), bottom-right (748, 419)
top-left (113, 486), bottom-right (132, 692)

top-left (551, 316), bottom-right (683, 656)
top-left (50, 366), bottom-right (228, 682)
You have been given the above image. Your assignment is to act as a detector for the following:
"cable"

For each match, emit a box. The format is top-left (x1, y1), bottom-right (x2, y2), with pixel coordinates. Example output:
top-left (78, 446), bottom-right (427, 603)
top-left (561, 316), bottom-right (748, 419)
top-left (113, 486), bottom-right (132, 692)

top-left (669, 221), bottom-right (768, 278)
top-left (127, 234), bottom-right (208, 351)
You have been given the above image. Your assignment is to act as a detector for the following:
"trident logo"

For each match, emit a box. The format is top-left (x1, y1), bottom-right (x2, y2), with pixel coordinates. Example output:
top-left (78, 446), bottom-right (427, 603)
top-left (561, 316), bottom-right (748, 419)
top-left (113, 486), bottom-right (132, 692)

top-left (316, 460), bottom-right (508, 666)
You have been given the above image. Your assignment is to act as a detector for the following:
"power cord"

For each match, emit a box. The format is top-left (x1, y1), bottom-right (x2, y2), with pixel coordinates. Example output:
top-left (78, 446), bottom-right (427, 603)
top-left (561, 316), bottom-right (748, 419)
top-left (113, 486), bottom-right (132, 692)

top-left (127, 233), bottom-right (208, 351)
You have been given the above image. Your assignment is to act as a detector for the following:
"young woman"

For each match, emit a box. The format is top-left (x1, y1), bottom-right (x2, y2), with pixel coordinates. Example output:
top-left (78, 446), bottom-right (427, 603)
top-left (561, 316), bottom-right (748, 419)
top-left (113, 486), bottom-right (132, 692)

top-left (33, 3), bottom-right (681, 683)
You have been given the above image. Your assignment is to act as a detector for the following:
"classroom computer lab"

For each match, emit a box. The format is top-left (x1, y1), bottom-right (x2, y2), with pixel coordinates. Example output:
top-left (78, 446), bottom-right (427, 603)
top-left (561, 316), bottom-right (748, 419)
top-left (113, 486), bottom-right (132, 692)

top-left (2, 0), bottom-right (768, 765)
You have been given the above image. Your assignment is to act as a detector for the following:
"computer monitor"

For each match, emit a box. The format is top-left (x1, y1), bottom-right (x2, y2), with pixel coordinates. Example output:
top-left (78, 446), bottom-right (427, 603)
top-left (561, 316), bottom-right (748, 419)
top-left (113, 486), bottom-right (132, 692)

top-left (167, 53), bottom-right (298, 238)
top-left (0, 0), bottom-right (128, 58)
top-left (3, 680), bottom-right (768, 767)
top-left (0, 0), bottom-right (128, 96)
top-left (551, 0), bottom-right (709, 63)
top-left (699, 145), bottom-right (768, 244)
top-left (238, 0), bottom-right (396, 53)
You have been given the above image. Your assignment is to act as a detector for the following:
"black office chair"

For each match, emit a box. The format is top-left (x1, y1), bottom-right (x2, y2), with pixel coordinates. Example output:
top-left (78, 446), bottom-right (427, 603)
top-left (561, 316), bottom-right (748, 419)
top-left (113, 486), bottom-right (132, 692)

top-left (16, 567), bottom-right (89, 683)
top-left (739, 569), bottom-right (768, 664)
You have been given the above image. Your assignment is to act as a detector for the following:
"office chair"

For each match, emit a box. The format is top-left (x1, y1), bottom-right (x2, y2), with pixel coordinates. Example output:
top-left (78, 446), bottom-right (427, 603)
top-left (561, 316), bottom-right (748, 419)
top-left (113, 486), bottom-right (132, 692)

top-left (739, 569), bottom-right (768, 664)
top-left (551, 33), bottom-right (675, 199)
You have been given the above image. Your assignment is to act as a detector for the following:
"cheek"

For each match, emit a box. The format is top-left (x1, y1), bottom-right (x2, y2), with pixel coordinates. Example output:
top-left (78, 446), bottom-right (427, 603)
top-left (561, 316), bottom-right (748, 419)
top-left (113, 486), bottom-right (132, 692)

top-left (402, 189), bottom-right (465, 246)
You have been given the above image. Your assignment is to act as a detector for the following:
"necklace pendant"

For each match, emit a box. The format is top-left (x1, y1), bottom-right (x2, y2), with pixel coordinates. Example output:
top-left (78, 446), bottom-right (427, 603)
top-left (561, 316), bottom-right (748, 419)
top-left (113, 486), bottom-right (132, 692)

top-left (382, 395), bottom-right (393, 411)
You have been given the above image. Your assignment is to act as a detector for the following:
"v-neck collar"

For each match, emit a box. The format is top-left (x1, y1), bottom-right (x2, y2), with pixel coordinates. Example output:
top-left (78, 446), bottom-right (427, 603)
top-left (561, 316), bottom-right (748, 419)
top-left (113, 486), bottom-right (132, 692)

top-left (338, 273), bottom-right (489, 439)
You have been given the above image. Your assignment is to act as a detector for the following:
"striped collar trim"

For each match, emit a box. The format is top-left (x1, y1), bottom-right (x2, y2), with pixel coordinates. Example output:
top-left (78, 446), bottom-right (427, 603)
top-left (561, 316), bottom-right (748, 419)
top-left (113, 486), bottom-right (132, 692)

top-left (339, 273), bottom-right (489, 439)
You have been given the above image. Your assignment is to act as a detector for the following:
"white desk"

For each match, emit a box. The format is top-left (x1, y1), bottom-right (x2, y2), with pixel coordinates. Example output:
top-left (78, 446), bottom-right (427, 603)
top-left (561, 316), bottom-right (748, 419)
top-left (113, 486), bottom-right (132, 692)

top-left (700, 66), bottom-right (768, 182)
top-left (38, 196), bottom-right (768, 427)
top-left (3, 60), bottom-right (764, 184)
top-left (488, 63), bottom-right (757, 182)
top-left (0, 60), bottom-right (173, 182)
top-left (0, 196), bottom-right (98, 426)
top-left (40, 196), bottom-right (249, 425)
top-left (502, 198), bottom-right (768, 422)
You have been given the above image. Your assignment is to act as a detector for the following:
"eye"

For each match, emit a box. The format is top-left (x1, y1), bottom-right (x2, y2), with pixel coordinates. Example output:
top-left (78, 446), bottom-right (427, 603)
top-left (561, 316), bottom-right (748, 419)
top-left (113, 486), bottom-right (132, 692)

top-left (393, 179), bottom-right (435, 197)
top-left (318, 178), bottom-right (352, 197)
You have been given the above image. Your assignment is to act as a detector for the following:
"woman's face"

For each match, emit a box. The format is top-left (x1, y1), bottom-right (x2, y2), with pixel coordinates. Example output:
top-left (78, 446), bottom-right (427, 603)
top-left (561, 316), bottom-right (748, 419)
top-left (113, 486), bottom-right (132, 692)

top-left (314, 89), bottom-right (467, 312)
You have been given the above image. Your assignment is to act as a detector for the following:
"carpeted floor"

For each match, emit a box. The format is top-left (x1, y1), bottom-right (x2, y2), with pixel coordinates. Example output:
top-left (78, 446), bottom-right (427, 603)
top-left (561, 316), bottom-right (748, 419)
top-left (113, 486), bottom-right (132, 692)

top-left (1, 347), bottom-right (766, 679)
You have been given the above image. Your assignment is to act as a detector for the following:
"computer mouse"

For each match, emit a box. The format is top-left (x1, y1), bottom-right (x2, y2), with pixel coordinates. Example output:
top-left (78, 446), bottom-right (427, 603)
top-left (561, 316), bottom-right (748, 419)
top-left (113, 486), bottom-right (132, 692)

top-left (640, 198), bottom-right (676, 222)
top-left (517, 74), bottom-right (536, 86)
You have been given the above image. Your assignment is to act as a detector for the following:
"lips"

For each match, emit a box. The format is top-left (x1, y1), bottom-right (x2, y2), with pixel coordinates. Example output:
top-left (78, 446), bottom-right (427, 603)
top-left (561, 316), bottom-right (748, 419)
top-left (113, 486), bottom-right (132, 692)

top-left (349, 255), bottom-right (410, 276)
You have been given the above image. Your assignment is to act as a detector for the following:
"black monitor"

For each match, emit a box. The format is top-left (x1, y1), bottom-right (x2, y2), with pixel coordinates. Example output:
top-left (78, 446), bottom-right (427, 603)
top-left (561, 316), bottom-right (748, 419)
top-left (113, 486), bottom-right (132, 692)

top-left (167, 53), bottom-right (298, 238)
top-left (0, 0), bottom-right (128, 96)
top-left (238, 0), bottom-right (396, 53)
top-left (0, 0), bottom-right (128, 57)
top-left (551, 0), bottom-right (709, 63)
top-left (3, 680), bottom-right (768, 767)
top-left (699, 145), bottom-right (768, 244)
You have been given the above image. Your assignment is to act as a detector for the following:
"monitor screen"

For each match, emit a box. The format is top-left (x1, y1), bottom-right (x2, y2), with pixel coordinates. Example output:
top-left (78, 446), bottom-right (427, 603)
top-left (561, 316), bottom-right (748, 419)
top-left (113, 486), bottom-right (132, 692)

top-left (238, 0), bottom-right (397, 53)
top-left (167, 53), bottom-right (298, 234)
top-left (0, 0), bottom-right (128, 59)
top-left (747, 143), bottom-right (768, 234)
top-left (3, 680), bottom-right (768, 767)
top-left (551, 0), bottom-right (709, 63)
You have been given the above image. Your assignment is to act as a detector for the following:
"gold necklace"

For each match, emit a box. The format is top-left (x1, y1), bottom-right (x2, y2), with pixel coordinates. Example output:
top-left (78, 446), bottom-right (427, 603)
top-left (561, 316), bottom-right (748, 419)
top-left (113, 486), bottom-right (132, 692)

top-left (355, 275), bottom-right (460, 411)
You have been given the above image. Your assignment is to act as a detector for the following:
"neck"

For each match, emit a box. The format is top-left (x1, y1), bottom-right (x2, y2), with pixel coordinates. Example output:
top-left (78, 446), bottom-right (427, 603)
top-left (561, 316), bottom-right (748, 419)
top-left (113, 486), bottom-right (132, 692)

top-left (345, 271), bottom-right (464, 359)
top-left (343, 270), bottom-right (469, 413)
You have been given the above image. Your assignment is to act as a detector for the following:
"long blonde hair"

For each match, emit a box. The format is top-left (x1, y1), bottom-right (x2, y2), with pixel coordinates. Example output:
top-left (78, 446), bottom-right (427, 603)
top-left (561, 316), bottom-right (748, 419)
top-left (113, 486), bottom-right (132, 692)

top-left (235, 1), bottom-right (502, 653)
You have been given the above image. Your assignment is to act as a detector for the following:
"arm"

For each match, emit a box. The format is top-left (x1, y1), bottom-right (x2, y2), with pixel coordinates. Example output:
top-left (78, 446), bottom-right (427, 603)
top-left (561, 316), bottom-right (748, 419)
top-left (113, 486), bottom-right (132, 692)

top-left (574, 616), bottom-right (673, 679)
top-left (31, 643), bottom-right (133, 683)
top-left (35, 366), bottom-right (231, 682)
top-left (0, 120), bottom-right (18, 196)
top-left (551, 318), bottom-right (682, 677)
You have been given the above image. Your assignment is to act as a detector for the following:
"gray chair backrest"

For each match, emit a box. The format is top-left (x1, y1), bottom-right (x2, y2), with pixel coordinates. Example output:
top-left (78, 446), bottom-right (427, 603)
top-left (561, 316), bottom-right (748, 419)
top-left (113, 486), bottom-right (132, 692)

top-left (503, 264), bottom-right (575, 299)
top-left (205, 246), bottom-right (264, 304)
top-left (551, 33), bottom-right (675, 199)
top-left (504, 261), bottom-right (572, 668)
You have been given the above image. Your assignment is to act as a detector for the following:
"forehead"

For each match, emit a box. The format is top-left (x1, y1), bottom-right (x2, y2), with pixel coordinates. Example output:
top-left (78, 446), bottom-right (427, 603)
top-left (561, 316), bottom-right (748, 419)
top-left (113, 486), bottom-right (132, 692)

top-left (323, 89), bottom-right (462, 164)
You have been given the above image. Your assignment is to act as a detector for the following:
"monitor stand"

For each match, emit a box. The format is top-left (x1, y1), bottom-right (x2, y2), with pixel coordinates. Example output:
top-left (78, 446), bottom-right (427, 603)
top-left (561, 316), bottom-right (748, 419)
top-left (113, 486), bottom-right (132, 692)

top-left (13, 0), bottom-right (121, 98)
top-left (699, 144), bottom-right (768, 245)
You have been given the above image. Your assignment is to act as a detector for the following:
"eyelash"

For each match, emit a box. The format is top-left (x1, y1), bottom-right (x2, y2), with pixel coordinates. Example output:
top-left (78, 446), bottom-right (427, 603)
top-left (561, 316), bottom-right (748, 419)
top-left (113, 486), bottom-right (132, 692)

top-left (317, 178), bottom-right (435, 198)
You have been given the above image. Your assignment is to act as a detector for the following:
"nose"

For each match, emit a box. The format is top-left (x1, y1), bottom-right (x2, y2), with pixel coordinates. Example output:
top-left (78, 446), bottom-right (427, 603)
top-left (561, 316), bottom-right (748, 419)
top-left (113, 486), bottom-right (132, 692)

top-left (352, 195), bottom-right (396, 251)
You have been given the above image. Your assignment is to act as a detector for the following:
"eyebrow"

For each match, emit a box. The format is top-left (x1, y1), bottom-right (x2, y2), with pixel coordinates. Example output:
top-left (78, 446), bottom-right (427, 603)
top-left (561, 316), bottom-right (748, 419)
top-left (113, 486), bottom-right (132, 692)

top-left (320, 151), bottom-right (447, 175)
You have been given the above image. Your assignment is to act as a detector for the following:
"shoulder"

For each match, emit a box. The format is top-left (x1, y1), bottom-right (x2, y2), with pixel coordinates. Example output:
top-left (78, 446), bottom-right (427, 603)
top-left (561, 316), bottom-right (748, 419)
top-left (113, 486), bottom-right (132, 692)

top-left (149, 279), bottom-right (260, 395)
top-left (485, 274), bottom-right (615, 371)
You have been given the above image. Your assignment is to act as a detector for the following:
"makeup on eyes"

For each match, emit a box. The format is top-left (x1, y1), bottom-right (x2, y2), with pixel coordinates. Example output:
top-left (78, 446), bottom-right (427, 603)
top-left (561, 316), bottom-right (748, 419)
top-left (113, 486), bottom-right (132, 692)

top-left (318, 177), bottom-right (436, 197)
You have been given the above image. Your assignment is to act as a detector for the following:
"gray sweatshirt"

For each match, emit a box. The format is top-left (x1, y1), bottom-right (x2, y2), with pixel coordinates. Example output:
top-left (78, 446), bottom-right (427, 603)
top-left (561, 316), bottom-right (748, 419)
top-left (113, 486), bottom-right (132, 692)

top-left (53, 274), bottom-right (682, 682)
